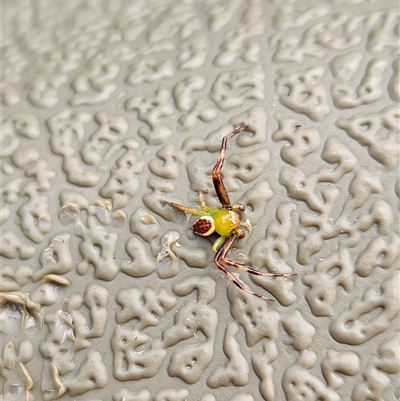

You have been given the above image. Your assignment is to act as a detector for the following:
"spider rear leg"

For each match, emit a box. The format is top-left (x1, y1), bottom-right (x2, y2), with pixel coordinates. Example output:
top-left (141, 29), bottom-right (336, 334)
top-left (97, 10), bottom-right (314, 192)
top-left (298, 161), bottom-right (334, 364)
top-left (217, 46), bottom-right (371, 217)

top-left (217, 233), bottom-right (298, 278)
top-left (197, 190), bottom-right (208, 210)
top-left (161, 200), bottom-right (204, 216)
top-left (212, 122), bottom-right (249, 208)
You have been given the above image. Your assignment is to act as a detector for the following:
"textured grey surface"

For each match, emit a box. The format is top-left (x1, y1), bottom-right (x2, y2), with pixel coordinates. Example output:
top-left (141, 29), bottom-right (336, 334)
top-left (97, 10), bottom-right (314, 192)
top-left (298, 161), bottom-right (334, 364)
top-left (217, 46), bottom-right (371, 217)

top-left (1, 1), bottom-right (399, 400)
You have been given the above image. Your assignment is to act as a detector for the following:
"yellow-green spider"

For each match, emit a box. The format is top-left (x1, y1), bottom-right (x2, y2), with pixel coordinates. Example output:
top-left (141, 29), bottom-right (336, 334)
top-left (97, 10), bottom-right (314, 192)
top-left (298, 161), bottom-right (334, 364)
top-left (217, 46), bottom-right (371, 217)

top-left (163, 122), bottom-right (297, 301)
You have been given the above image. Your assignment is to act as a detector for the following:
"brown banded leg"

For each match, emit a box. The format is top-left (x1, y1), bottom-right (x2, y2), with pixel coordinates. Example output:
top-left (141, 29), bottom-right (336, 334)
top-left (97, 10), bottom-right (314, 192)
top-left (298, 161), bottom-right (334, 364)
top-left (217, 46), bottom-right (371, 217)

top-left (213, 253), bottom-right (276, 302)
top-left (212, 122), bottom-right (249, 208)
top-left (216, 233), bottom-right (298, 278)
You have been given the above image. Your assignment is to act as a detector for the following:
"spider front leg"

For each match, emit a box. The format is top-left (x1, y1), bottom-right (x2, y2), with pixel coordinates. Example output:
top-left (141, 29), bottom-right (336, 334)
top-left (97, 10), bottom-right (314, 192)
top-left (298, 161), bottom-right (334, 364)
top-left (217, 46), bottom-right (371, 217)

top-left (212, 122), bottom-right (249, 209)
top-left (213, 232), bottom-right (275, 301)
top-left (213, 232), bottom-right (297, 301)
top-left (213, 260), bottom-right (276, 301)
top-left (217, 234), bottom-right (298, 279)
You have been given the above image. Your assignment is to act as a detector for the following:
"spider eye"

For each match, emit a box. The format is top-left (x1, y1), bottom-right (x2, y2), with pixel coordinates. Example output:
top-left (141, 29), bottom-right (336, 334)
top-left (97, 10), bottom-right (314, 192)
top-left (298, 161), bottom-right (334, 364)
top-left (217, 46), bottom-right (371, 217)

top-left (193, 216), bottom-right (215, 236)
top-left (235, 203), bottom-right (245, 211)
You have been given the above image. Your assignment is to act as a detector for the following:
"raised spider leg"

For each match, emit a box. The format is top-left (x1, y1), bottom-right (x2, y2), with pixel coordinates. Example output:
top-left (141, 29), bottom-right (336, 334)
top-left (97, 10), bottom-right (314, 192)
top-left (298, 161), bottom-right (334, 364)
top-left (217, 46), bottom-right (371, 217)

top-left (214, 252), bottom-right (276, 302)
top-left (216, 233), bottom-right (298, 278)
top-left (212, 122), bottom-right (249, 209)
top-left (197, 190), bottom-right (207, 210)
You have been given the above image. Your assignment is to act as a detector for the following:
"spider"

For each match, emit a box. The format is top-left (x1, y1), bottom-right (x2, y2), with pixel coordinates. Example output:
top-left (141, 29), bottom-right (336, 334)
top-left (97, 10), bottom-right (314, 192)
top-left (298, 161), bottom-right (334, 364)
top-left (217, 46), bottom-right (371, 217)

top-left (163, 122), bottom-right (297, 301)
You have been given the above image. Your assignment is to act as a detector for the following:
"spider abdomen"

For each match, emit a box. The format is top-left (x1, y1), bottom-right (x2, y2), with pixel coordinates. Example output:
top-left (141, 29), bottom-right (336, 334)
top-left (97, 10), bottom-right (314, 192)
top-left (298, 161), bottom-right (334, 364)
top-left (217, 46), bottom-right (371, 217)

top-left (193, 216), bottom-right (215, 236)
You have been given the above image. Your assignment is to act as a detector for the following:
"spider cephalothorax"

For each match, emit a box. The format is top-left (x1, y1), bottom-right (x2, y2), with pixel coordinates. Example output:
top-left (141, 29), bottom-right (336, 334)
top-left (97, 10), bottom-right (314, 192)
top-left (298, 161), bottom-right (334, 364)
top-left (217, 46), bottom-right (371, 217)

top-left (163, 122), bottom-right (297, 301)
